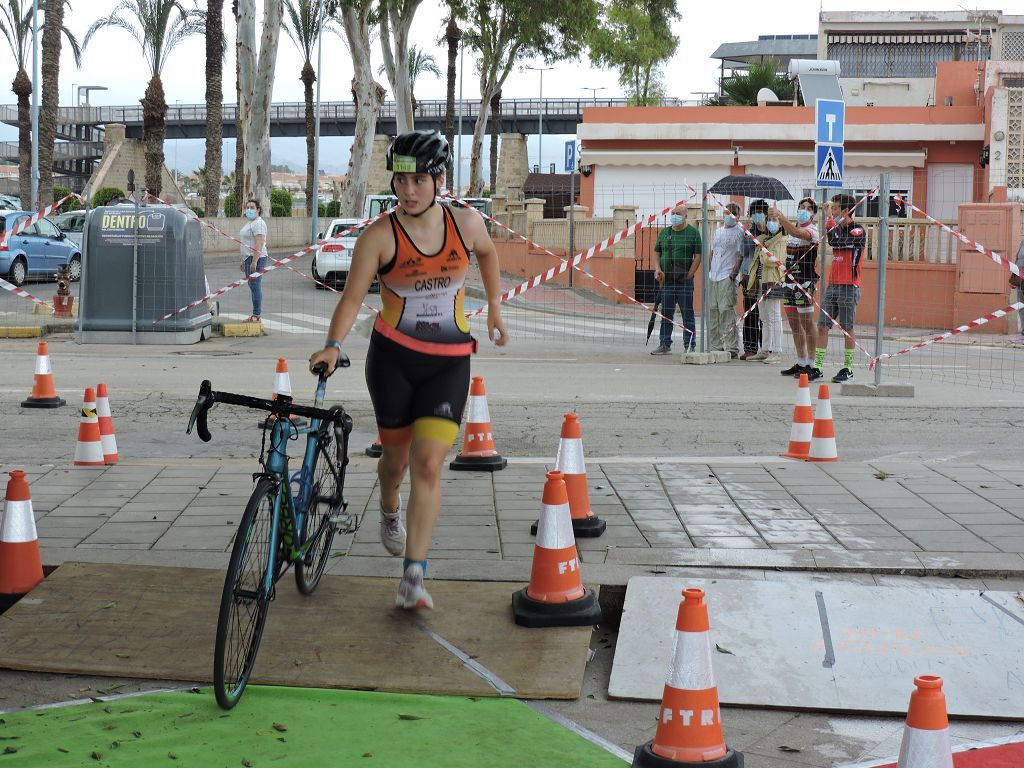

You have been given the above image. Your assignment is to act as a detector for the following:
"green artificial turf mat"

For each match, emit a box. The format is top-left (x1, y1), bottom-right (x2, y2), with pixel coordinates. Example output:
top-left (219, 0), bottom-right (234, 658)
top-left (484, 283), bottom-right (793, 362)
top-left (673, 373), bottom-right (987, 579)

top-left (0, 686), bottom-right (627, 767)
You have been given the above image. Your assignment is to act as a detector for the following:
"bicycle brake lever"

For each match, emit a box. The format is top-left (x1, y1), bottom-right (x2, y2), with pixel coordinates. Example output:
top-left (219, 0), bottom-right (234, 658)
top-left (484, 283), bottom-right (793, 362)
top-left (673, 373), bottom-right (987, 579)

top-left (186, 380), bottom-right (214, 442)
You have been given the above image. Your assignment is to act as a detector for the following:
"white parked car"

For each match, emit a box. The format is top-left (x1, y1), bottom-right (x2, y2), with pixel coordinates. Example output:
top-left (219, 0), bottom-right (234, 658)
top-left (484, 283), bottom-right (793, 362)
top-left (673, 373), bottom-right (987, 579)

top-left (52, 210), bottom-right (86, 248)
top-left (312, 218), bottom-right (366, 289)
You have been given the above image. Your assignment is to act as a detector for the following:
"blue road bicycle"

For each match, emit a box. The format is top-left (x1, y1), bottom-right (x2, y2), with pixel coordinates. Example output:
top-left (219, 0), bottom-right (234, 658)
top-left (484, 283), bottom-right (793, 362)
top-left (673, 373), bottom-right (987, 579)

top-left (187, 358), bottom-right (354, 709)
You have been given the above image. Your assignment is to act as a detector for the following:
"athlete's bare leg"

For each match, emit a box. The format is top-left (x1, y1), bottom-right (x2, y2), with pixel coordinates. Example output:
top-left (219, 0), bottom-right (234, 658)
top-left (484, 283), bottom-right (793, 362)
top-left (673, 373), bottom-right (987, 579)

top-left (404, 438), bottom-right (449, 560)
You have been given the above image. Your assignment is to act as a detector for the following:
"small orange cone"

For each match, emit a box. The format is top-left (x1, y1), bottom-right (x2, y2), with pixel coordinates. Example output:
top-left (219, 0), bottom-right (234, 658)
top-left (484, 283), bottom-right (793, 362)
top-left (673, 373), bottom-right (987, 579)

top-left (21, 340), bottom-right (65, 408)
top-left (632, 588), bottom-right (742, 768)
top-left (0, 470), bottom-right (44, 598)
top-left (450, 376), bottom-right (507, 471)
top-left (532, 413), bottom-right (605, 537)
top-left (896, 676), bottom-right (953, 768)
top-left (807, 384), bottom-right (838, 462)
top-left (512, 471), bottom-right (602, 628)
top-left (261, 358), bottom-right (305, 429)
top-left (365, 432), bottom-right (383, 458)
top-left (95, 383), bottom-right (119, 464)
top-left (783, 373), bottom-right (814, 460)
top-left (73, 388), bottom-right (105, 467)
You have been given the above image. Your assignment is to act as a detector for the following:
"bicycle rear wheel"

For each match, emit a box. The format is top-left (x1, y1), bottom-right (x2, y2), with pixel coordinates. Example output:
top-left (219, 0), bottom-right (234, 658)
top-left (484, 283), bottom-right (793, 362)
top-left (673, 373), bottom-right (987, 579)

top-left (295, 410), bottom-right (349, 595)
top-left (214, 478), bottom-right (278, 709)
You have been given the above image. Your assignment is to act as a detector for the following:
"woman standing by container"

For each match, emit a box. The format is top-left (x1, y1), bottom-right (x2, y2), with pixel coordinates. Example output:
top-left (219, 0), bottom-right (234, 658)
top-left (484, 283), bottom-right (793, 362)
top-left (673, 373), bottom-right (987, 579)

top-left (239, 199), bottom-right (268, 323)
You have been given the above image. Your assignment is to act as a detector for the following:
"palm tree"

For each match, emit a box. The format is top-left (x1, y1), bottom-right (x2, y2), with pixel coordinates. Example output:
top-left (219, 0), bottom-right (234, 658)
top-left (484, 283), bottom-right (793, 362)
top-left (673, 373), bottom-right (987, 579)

top-left (84, 1), bottom-right (204, 196)
top-left (378, 43), bottom-right (440, 115)
top-left (716, 58), bottom-right (795, 106)
top-left (283, 0), bottom-right (337, 209)
top-left (1, 1), bottom-right (34, 206)
top-left (39, 0), bottom-right (82, 206)
top-left (442, 11), bottom-right (460, 185)
top-left (203, 0), bottom-right (224, 217)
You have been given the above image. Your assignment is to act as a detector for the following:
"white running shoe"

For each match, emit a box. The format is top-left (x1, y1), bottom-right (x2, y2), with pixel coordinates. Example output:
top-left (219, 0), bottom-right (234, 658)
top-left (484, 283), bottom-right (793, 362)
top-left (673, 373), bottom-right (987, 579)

top-left (762, 351), bottom-right (782, 364)
top-left (395, 563), bottom-right (433, 610)
top-left (380, 493), bottom-right (405, 556)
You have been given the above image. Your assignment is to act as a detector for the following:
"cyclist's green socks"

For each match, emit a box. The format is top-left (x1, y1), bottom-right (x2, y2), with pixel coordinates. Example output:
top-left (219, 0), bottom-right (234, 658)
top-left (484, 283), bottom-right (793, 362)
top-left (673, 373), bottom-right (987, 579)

top-left (403, 558), bottom-right (427, 576)
top-left (843, 348), bottom-right (854, 369)
top-left (814, 347), bottom-right (826, 369)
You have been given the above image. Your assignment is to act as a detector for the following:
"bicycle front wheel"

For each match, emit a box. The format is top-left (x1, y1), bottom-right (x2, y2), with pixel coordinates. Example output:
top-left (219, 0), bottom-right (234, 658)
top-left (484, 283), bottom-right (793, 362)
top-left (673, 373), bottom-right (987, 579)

top-left (295, 412), bottom-right (348, 595)
top-left (214, 478), bottom-right (278, 709)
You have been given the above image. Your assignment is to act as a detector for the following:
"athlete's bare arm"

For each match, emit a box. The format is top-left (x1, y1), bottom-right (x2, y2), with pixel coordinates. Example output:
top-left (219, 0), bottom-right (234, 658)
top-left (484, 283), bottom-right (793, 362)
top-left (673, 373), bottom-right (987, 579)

top-left (453, 207), bottom-right (508, 346)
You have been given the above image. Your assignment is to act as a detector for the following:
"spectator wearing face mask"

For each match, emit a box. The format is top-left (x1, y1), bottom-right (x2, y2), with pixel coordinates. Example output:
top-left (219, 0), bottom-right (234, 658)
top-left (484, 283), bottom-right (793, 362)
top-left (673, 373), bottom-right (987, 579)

top-left (770, 199), bottom-right (820, 377)
top-left (651, 205), bottom-right (701, 355)
top-left (746, 210), bottom-right (788, 363)
top-left (707, 202), bottom-right (743, 357)
top-left (738, 200), bottom-right (768, 359)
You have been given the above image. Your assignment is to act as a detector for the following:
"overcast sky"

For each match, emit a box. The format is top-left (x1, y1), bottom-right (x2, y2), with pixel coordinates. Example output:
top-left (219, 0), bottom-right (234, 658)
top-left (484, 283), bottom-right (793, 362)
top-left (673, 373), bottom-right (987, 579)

top-left (0, 0), bottom-right (996, 175)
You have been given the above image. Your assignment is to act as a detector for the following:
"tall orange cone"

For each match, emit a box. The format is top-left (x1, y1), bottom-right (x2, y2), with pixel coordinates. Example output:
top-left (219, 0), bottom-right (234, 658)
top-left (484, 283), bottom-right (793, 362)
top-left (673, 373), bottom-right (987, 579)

top-left (365, 432), bottom-right (383, 458)
top-left (261, 358), bottom-right (305, 429)
top-left (512, 471), bottom-right (602, 628)
top-left (73, 388), bottom-right (105, 467)
top-left (896, 676), bottom-right (953, 768)
top-left (633, 588), bottom-right (742, 768)
top-left (95, 383), bottom-right (119, 464)
top-left (21, 340), bottom-right (66, 408)
top-left (532, 413), bottom-right (606, 537)
top-left (783, 373), bottom-right (814, 460)
top-left (450, 376), bottom-right (507, 471)
top-left (807, 384), bottom-right (838, 462)
top-left (0, 470), bottom-right (44, 598)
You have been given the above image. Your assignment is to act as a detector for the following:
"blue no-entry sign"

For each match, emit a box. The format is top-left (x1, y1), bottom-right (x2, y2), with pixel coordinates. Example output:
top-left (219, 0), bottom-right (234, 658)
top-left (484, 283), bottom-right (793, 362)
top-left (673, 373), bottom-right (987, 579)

top-left (564, 140), bottom-right (577, 172)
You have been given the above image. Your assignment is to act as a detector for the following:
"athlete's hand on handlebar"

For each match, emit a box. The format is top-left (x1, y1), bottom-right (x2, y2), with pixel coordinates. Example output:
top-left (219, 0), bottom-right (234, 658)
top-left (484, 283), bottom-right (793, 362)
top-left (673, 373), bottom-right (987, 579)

top-left (308, 344), bottom-right (350, 376)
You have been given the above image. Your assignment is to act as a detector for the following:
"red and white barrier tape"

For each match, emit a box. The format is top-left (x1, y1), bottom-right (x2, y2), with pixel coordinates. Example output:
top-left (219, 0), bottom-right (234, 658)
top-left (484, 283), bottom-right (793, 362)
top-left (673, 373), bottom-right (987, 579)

top-left (446, 192), bottom-right (698, 334)
top-left (894, 195), bottom-right (1021, 279)
top-left (0, 193), bottom-right (85, 247)
top-left (869, 301), bottom-right (1024, 368)
top-left (0, 275), bottom-right (53, 309)
top-left (466, 197), bottom-right (694, 318)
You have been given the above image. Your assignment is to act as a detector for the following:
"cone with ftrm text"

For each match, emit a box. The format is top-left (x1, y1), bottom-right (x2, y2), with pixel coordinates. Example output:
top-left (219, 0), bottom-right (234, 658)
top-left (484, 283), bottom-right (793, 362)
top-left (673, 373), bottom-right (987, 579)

top-left (21, 340), bottom-right (65, 408)
top-left (0, 470), bottom-right (44, 599)
top-left (896, 675), bottom-right (953, 768)
top-left (782, 373), bottom-right (814, 460)
top-left (95, 383), bottom-right (119, 464)
top-left (261, 357), bottom-right (305, 430)
top-left (512, 471), bottom-right (602, 628)
top-left (450, 376), bottom-right (507, 471)
top-left (532, 413), bottom-right (605, 537)
top-left (365, 432), bottom-right (383, 458)
top-left (632, 588), bottom-right (743, 768)
top-left (807, 384), bottom-right (838, 462)
top-left (74, 388), bottom-right (105, 467)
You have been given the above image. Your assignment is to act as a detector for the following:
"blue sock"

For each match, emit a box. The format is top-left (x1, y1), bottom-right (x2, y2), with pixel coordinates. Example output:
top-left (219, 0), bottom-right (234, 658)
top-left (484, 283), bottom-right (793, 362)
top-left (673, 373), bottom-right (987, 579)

top-left (403, 558), bottom-right (427, 576)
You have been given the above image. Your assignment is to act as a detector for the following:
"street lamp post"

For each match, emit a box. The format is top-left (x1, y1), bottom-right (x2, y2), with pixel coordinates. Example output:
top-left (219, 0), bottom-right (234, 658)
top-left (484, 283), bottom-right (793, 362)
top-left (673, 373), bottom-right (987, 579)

top-left (582, 86), bottom-right (606, 104)
top-left (456, 39), bottom-right (464, 194)
top-left (173, 100), bottom-right (180, 188)
top-left (310, 11), bottom-right (323, 244)
top-left (526, 66), bottom-right (553, 173)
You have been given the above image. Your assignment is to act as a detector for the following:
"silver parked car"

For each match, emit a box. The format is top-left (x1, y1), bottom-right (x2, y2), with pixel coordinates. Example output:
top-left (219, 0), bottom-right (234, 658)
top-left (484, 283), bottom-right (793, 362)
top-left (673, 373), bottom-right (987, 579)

top-left (52, 210), bottom-right (86, 248)
top-left (312, 218), bottom-right (367, 290)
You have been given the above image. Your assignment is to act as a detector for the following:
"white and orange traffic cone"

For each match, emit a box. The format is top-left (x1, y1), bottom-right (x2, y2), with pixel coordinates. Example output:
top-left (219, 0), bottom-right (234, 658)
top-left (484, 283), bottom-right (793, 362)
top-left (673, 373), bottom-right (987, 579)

top-left (261, 357), bottom-right (305, 429)
top-left (0, 470), bottom-right (44, 599)
top-left (783, 373), bottom-right (814, 460)
top-left (21, 340), bottom-right (65, 408)
top-left (807, 384), bottom-right (838, 462)
top-left (512, 471), bottom-right (602, 628)
top-left (632, 588), bottom-right (742, 768)
top-left (73, 387), bottom-right (105, 467)
top-left (95, 383), bottom-right (119, 464)
top-left (532, 413), bottom-right (605, 538)
top-left (896, 675), bottom-right (953, 768)
top-left (450, 376), bottom-right (507, 471)
top-left (365, 431), bottom-right (383, 458)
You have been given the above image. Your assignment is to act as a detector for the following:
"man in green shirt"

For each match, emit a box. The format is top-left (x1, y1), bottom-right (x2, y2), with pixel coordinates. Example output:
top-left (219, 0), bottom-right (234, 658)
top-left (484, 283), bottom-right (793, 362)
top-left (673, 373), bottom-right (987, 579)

top-left (651, 205), bottom-right (702, 354)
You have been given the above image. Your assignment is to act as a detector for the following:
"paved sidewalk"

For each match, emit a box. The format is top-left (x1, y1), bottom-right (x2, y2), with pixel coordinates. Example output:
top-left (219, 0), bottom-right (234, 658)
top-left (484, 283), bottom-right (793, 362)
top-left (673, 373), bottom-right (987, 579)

top-left (8, 457), bottom-right (1024, 580)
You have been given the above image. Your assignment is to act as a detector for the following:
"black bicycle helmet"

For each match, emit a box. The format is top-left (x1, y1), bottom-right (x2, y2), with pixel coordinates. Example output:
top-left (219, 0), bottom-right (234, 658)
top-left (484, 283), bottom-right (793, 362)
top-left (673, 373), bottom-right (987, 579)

top-left (386, 130), bottom-right (450, 176)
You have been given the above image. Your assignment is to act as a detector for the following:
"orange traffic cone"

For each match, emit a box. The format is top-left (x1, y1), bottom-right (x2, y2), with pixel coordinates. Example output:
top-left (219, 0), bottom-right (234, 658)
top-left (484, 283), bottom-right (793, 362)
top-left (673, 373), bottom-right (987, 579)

top-left (783, 373), bottom-right (814, 460)
top-left (532, 413), bottom-right (605, 538)
top-left (0, 470), bottom-right (44, 598)
top-left (896, 676), bottom-right (953, 768)
top-left (807, 384), bottom-right (838, 462)
top-left (73, 388), bottom-right (105, 467)
top-left (21, 340), bottom-right (66, 408)
top-left (632, 588), bottom-right (742, 768)
top-left (261, 358), bottom-right (305, 429)
top-left (512, 471), bottom-right (602, 628)
top-left (450, 376), bottom-right (507, 471)
top-left (96, 383), bottom-right (119, 464)
top-left (365, 432), bottom-right (383, 458)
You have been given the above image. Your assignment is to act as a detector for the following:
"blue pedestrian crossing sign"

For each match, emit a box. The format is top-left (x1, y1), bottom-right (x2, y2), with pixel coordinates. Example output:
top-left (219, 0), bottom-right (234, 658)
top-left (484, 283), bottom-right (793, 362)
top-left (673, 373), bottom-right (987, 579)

top-left (564, 140), bottom-right (577, 172)
top-left (816, 144), bottom-right (844, 188)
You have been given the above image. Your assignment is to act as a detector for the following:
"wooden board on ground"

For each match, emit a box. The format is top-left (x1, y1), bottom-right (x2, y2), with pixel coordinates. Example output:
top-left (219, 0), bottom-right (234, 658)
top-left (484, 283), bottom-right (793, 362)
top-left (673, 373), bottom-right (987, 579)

top-left (609, 577), bottom-right (1024, 718)
top-left (0, 562), bottom-right (594, 699)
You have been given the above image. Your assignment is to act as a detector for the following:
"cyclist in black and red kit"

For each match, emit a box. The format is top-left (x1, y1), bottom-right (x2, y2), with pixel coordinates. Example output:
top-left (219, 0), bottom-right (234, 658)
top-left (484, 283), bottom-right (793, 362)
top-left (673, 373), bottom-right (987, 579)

top-left (309, 130), bottom-right (508, 610)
